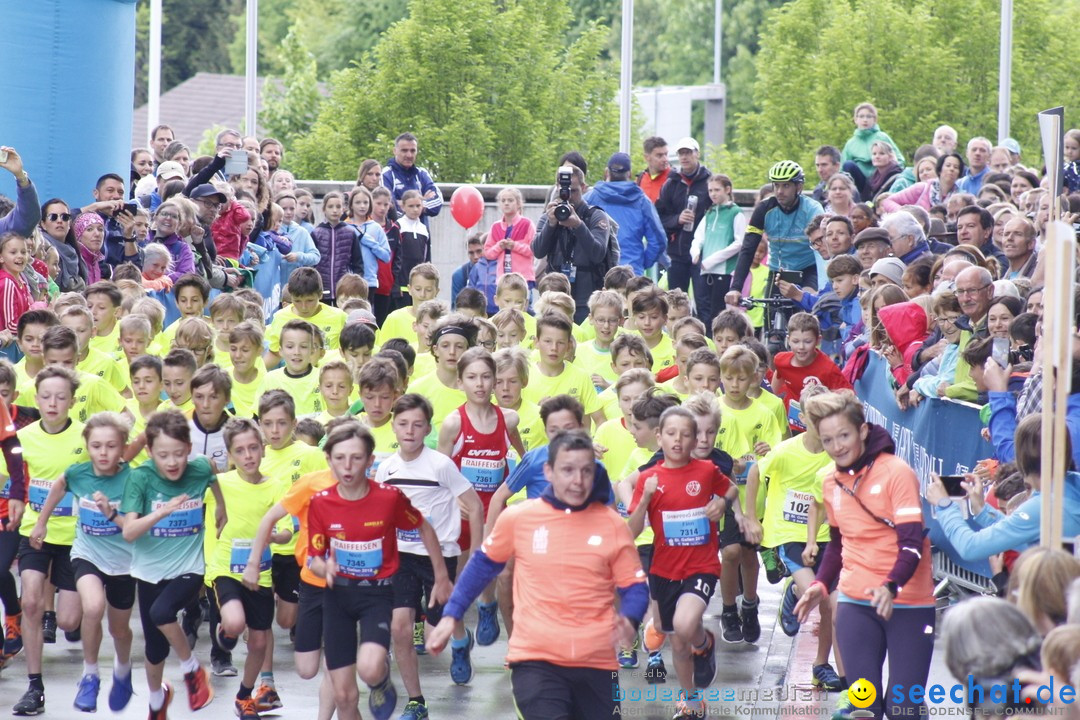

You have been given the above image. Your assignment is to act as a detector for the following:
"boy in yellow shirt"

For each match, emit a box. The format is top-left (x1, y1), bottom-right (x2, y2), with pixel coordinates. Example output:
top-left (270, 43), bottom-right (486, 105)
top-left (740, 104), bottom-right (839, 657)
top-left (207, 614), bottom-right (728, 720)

top-left (596, 334), bottom-right (654, 421)
top-left (491, 308), bottom-right (526, 351)
top-left (492, 273), bottom-right (535, 344)
top-left (378, 263), bottom-right (440, 347)
top-left (406, 314), bottom-right (473, 437)
top-left (118, 315), bottom-right (152, 368)
top-left (660, 334), bottom-right (709, 398)
top-left (355, 358), bottom-right (404, 478)
top-left (227, 322), bottom-right (266, 419)
top-left (492, 348), bottom-right (543, 455)
top-left (13, 309), bottom-right (58, 401)
top-left (264, 268), bottom-right (346, 369)
top-left (408, 299), bottom-right (448, 380)
top-left (715, 345), bottom-right (782, 646)
top-left (630, 287), bottom-right (675, 373)
top-left (257, 321), bottom-right (322, 417)
top-left (151, 274), bottom-right (211, 355)
top-left (162, 349), bottom-right (197, 415)
top-left (61, 306), bottom-right (129, 397)
top-left (523, 314), bottom-right (605, 429)
top-left (85, 281), bottom-right (123, 358)
top-left (41, 326), bottom-right (128, 423)
top-left (208, 295), bottom-right (246, 369)
top-left (573, 290), bottom-right (624, 391)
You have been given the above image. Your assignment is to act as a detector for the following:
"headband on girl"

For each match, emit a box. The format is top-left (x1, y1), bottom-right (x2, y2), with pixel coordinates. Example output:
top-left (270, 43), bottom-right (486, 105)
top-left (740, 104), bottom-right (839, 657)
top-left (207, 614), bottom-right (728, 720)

top-left (73, 212), bottom-right (103, 241)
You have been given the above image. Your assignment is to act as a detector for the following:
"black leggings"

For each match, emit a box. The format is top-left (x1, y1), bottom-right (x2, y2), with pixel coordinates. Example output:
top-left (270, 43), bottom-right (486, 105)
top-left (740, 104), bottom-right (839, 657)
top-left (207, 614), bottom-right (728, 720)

top-left (137, 574), bottom-right (204, 665)
top-left (0, 527), bottom-right (20, 615)
top-left (835, 602), bottom-right (936, 718)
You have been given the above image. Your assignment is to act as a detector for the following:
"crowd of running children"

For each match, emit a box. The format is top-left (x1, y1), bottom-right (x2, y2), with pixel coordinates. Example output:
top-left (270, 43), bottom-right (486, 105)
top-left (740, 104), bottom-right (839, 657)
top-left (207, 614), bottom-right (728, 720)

top-left (2, 102), bottom-right (1080, 720)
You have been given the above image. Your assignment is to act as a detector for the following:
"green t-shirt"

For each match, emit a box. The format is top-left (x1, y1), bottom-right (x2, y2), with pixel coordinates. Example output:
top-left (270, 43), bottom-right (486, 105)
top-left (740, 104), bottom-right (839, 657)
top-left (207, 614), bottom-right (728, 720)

top-left (66, 461), bottom-right (133, 576)
top-left (260, 442), bottom-right (328, 556)
top-left (523, 362), bottom-right (601, 416)
top-left (120, 457), bottom-right (216, 583)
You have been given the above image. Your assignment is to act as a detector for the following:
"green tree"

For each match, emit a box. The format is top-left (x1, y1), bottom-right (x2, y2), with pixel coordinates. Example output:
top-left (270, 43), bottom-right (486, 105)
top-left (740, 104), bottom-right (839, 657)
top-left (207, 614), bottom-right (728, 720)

top-left (289, 0), bottom-right (619, 183)
top-left (724, 0), bottom-right (1080, 187)
top-left (259, 31), bottom-right (323, 147)
top-left (134, 0), bottom-right (242, 107)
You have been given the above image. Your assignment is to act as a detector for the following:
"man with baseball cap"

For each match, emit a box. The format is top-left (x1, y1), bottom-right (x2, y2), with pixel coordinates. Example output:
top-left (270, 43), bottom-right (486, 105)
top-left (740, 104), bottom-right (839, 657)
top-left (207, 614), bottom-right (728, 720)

top-left (656, 137), bottom-right (714, 319)
top-left (583, 152), bottom-right (666, 275)
top-left (138, 160), bottom-right (187, 212)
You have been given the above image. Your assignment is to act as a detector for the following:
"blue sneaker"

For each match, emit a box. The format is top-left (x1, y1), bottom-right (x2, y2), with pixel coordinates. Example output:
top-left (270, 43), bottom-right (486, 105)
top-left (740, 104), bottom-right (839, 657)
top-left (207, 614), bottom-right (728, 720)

top-left (73, 674), bottom-right (100, 713)
top-left (367, 675), bottom-right (397, 720)
top-left (399, 699), bottom-right (430, 719)
top-left (108, 670), bottom-right (134, 712)
top-left (779, 578), bottom-right (801, 637)
top-left (475, 601), bottom-right (500, 646)
top-left (618, 647), bottom-right (638, 668)
top-left (813, 663), bottom-right (843, 692)
top-left (450, 628), bottom-right (475, 685)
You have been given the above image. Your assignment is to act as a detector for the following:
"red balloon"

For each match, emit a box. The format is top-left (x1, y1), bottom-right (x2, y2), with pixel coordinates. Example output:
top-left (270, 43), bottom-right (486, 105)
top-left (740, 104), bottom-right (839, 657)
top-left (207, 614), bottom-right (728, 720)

top-left (450, 185), bottom-right (485, 229)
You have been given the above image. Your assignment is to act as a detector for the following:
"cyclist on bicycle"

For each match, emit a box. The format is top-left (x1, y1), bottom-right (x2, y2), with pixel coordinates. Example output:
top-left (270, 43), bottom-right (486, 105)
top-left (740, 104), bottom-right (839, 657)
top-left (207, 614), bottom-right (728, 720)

top-left (725, 161), bottom-right (825, 307)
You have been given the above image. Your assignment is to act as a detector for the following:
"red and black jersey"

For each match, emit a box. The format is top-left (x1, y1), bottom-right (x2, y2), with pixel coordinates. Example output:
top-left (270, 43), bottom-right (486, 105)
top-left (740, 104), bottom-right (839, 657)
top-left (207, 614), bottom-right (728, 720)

top-left (308, 482), bottom-right (423, 580)
top-left (629, 458), bottom-right (731, 579)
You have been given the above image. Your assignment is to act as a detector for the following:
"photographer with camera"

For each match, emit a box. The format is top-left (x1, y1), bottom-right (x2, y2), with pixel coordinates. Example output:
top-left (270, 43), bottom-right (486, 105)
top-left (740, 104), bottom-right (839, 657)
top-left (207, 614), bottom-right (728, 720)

top-left (532, 164), bottom-right (614, 323)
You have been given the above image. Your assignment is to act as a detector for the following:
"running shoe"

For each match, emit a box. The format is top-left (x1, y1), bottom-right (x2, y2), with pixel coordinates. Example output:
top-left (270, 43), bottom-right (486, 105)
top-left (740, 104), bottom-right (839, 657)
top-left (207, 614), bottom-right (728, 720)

top-left (183, 665), bottom-right (214, 711)
top-left (254, 684), bottom-right (283, 712)
top-left (399, 699), bottom-right (429, 719)
top-left (212, 655), bottom-right (239, 677)
top-left (741, 600), bottom-right (761, 644)
top-left (672, 699), bottom-right (707, 719)
top-left (450, 628), bottom-right (475, 685)
top-left (813, 663), bottom-right (843, 692)
top-left (73, 674), bottom-right (100, 713)
top-left (108, 670), bottom-right (135, 712)
top-left (148, 683), bottom-right (173, 720)
top-left (235, 696), bottom-right (261, 720)
top-left (760, 546), bottom-right (786, 584)
top-left (719, 608), bottom-right (743, 643)
top-left (643, 618), bottom-right (666, 653)
top-left (12, 685), bottom-right (45, 716)
top-left (691, 629), bottom-right (717, 689)
top-left (618, 647), bottom-right (638, 669)
top-left (413, 620), bottom-right (426, 656)
top-left (779, 578), bottom-right (801, 637)
top-left (217, 626), bottom-right (239, 652)
top-left (3, 612), bottom-right (23, 661)
top-left (367, 675), bottom-right (397, 720)
top-left (644, 652), bottom-right (667, 685)
top-left (831, 690), bottom-right (855, 720)
top-left (41, 611), bottom-right (56, 644)
top-left (475, 601), bottom-right (500, 646)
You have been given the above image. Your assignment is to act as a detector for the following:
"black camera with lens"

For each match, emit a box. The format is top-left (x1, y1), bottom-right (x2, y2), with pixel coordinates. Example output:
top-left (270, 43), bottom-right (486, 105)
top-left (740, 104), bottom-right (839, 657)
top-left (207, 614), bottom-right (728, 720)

top-left (554, 166), bottom-right (574, 222)
top-left (1009, 344), bottom-right (1034, 365)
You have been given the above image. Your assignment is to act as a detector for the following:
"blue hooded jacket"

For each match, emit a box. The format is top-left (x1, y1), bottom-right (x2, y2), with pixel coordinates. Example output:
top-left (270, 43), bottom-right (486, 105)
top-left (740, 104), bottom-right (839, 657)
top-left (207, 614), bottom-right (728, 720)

top-left (935, 472), bottom-right (1080, 561)
top-left (584, 181), bottom-right (666, 275)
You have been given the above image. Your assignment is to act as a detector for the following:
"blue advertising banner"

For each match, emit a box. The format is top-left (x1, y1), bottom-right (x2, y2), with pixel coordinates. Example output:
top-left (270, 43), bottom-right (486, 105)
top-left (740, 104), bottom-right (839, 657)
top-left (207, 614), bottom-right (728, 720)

top-left (855, 352), bottom-right (997, 578)
top-left (854, 352), bottom-right (995, 487)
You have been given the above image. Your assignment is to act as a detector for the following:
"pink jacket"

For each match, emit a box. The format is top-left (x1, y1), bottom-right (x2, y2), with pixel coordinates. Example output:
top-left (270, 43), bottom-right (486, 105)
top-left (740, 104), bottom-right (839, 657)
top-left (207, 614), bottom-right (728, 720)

top-left (211, 200), bottom-right (253, 261)
top-left (484, 216), bottom-right (536, 281)
top-left (878, 302), bottom-right (929, 386)
top-left (880, 180), bottom-right (958, 214)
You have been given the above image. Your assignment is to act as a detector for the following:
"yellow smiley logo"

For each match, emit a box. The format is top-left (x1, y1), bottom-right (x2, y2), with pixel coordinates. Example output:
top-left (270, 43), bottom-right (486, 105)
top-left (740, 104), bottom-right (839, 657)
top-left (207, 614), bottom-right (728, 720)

top-left (848, 678), bottom-right (877, 709)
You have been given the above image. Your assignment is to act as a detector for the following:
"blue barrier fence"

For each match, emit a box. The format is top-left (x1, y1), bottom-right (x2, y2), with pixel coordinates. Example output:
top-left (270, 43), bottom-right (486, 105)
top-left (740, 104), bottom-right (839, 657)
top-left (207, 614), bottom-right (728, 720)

top-left (854, 352), bottom-right (997, 585)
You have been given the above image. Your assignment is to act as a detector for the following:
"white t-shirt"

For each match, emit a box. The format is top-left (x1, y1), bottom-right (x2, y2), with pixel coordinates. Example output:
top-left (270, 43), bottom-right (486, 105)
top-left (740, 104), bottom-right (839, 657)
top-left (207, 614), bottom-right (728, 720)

top-left (374, 447), bottom-right (472, 557)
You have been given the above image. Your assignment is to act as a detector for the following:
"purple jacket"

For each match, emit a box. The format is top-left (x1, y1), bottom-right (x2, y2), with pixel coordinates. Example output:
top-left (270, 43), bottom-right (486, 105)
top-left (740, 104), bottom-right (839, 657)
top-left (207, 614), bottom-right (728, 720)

top-left (154, 231), bottom-right (196, 282)
top-left (0, 180), bottom-right (41, 238)
top-left (311, 222), bottom-right (363, 299)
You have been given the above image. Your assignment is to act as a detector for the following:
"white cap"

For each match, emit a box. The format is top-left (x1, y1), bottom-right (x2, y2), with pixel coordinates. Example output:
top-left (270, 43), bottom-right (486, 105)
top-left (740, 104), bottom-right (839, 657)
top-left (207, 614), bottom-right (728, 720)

top-left (675, 137), bottom-right (700, 153)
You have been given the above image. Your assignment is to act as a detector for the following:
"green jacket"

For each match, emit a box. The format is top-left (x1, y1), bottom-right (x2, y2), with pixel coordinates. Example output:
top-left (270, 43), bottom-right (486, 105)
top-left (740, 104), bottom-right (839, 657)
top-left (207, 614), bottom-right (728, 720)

top-left (841, 125), bottom-right (906, 178)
